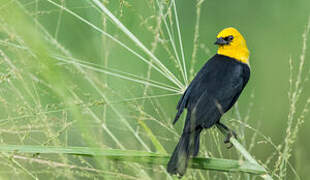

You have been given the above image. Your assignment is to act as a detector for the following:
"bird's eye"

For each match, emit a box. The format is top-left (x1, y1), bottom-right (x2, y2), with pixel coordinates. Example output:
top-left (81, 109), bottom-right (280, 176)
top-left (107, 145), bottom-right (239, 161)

top-left (225, 35), bottom-right (234, 41)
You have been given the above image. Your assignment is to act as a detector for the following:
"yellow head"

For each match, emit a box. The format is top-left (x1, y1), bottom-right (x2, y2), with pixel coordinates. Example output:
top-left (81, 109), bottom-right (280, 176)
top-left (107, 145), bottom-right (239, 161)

top-left (215, 27), bottom-right (249, 64)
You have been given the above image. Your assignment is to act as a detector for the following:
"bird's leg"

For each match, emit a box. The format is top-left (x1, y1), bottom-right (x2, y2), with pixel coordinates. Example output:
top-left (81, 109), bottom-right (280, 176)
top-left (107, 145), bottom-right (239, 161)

top-left (216, 122), bottom-right (237, 149)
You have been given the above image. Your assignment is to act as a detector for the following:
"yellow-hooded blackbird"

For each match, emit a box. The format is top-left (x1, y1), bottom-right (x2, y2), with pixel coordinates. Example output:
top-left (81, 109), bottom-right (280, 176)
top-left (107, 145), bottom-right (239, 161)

top-left (167, 27), bottom-right (250, 176)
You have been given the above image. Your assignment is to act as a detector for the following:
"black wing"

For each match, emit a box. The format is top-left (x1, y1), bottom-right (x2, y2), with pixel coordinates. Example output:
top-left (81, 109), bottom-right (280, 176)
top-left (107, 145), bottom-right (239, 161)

top-left (172, 56), bottom-right (218, 124)
top-left (174, 54), bottom-right (250, 132)
top-left (173, 85), bottom-right (192, 124)
top-left (190, 65), bottom-right (249, 130)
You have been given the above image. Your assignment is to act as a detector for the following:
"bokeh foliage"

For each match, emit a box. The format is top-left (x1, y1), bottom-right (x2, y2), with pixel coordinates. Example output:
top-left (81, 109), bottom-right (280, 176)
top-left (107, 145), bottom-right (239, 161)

top-left (0, 0), bottom-right (309, 179)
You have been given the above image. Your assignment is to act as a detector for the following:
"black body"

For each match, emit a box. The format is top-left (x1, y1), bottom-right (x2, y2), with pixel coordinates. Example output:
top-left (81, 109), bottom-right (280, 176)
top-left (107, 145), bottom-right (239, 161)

top-left (167, 54), bottom-right (250, 176)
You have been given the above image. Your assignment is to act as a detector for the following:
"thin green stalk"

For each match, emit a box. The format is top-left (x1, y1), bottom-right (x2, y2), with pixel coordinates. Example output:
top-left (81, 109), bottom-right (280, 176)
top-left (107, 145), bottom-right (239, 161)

top-left (190, 0), bottom-right (204, 80)
top-left (155, 0), bottom-right (187, 85)
top-left (172, 0), bottom-right (188, 85)
top-left (46, 0), bottom-right (182, 90)
top-left (54, 55), bottom-right (181, 93)
top-left (216, 125), bottom-right (273, 180)
top-left (0, 145), bottom-right (266, 175)
top-left (92, 0), bottom-right (185, 89)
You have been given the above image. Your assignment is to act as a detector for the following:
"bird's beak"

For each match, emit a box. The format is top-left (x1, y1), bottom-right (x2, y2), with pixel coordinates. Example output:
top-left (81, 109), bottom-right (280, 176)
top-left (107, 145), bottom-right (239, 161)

top-left (214, 37), bottom-right (228, 45)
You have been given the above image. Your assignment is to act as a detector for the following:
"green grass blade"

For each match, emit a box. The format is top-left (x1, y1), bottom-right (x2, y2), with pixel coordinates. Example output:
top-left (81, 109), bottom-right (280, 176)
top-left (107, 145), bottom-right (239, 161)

top-left (216, 125), bottom-right (273, 179)
top-left (91, 0), bottom-right (185, 89)
top-left (0, 145), bottom-right (266, 175)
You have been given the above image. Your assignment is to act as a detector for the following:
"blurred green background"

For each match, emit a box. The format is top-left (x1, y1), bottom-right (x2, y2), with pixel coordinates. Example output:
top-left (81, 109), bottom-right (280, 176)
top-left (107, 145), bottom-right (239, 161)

top-left (0, 0), bottom-right (309, 179)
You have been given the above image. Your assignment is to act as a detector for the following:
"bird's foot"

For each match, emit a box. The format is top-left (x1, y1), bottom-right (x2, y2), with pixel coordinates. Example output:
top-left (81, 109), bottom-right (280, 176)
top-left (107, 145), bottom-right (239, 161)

top-left (224, 130), bottom-right (237, 149)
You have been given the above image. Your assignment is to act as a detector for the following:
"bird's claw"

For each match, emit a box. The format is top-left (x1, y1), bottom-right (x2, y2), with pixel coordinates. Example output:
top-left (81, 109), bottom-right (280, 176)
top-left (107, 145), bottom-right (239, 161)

top-left (224, 130), bottom-right (237, 149)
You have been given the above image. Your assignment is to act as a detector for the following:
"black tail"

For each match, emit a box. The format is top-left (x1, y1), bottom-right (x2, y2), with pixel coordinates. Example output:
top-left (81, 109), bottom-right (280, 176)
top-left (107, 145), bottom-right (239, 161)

top-left (167, 128), bottom-right (202, 176)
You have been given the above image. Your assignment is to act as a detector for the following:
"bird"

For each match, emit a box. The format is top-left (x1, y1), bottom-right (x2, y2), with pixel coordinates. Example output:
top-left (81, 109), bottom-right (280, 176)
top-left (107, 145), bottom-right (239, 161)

top-left (166, 27), bottom-right (250, 176)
